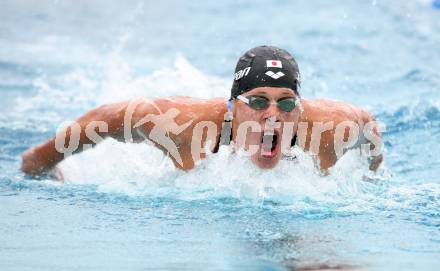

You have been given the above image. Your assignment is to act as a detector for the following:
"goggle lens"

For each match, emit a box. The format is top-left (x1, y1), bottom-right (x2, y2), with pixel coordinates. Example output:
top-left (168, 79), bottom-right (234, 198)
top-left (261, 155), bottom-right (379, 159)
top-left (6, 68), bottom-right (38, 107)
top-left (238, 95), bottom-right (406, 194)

top-left (277, 98), bottom-right (296, 112)
top-left (247, 96), bottom-right (296, 112)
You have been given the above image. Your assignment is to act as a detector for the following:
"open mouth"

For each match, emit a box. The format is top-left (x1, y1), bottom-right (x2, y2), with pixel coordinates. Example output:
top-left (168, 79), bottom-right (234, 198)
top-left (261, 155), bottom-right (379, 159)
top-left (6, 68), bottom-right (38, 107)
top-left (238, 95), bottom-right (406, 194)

top-left (260, 130), bottom-right (280, 158)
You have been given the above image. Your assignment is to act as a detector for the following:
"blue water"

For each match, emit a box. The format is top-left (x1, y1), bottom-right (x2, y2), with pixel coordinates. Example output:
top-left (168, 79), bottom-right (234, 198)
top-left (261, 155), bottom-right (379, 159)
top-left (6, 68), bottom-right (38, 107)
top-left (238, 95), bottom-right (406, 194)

top-left (1, 1), bottom-right (440, 270)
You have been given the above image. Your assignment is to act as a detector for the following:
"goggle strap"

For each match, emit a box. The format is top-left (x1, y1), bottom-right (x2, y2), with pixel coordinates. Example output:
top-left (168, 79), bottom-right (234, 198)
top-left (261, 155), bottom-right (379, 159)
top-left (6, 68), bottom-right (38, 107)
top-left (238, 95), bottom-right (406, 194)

top-left (221, 100), bottom-right (233, 145)
top-left (227, 100), bottom-right (233, 111)
top-left (236, 95), bottom-right (249, 104)
top-left (295, 98), bottom-right (304, 113)
top-left (220, 121), bottom-right (232, 146)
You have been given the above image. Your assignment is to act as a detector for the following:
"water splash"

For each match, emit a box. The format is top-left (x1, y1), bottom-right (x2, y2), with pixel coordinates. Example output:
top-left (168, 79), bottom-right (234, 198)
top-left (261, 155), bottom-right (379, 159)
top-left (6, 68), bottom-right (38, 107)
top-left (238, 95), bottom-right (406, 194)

top-left (8, 54), bottom-right (439, 223)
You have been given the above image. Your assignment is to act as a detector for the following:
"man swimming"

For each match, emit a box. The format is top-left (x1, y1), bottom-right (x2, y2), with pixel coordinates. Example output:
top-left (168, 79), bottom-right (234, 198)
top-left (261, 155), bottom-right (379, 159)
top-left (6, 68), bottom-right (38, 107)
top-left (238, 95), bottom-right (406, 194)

top-left (21, 46), bottom-right (383, 177)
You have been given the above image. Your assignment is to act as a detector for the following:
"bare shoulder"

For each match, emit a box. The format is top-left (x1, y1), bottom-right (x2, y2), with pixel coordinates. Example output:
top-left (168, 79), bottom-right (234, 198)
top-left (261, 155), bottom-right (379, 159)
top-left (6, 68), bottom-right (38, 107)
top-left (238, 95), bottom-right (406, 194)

top-left (300, 98), bottom-right (374, 124)
top-left (133, 96), bottom-right (228, 124)
top-left (159, 96), bottom-right (227, 110)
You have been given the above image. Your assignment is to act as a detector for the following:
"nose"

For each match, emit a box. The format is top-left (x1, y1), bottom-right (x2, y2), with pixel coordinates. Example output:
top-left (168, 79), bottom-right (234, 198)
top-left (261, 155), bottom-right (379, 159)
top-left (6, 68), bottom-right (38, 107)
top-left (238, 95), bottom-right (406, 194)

top-left (261, 103), bottom-right (280, 122)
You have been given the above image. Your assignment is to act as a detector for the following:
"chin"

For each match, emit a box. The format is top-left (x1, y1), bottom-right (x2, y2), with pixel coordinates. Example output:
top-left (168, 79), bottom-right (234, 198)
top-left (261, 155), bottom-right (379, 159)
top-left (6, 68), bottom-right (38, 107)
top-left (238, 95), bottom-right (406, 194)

top-left (252, 145), bottom-right (282, 169)
top-left (253, 156), bottom-right (281, 169)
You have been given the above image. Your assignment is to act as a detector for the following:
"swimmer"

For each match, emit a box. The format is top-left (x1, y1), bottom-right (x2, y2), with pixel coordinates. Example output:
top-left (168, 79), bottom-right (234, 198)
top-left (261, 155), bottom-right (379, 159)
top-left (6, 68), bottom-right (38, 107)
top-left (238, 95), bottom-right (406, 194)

top-left (21, 46), bottom-right (383, 177)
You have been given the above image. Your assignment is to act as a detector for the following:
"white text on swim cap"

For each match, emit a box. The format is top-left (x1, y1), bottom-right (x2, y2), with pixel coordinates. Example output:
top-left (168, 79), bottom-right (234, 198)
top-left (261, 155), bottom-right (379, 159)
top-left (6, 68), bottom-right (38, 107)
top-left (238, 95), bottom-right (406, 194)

top-left (234, 67), bottom-right (251, 80)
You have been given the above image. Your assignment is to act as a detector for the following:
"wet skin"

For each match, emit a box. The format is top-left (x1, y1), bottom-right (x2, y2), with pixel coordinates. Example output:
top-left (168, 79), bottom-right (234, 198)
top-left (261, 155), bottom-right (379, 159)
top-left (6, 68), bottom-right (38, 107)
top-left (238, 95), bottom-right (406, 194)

top-left (21, 87), bottom-right (383, 177)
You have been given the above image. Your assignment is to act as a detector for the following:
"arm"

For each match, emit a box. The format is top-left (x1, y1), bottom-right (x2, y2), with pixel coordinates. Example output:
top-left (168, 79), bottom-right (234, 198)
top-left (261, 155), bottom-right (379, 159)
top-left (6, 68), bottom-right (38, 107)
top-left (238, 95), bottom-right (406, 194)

top-left (21, 99), bottom-right (155, 177)
top-left (363, 113), bottom-right (384, 172)
top-left (318, 115), bottom-right (384, 172)
top-left (300, 99), bottom-right (384, 172)
top-left (22, 96), bottom-right (227, 177)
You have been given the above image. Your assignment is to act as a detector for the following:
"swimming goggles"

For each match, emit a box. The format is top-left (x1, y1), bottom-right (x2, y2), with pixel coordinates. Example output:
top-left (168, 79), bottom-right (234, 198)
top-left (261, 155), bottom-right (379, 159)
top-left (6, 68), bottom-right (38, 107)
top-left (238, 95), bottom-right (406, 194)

top-left (236, 95), bottom-right (299, 112)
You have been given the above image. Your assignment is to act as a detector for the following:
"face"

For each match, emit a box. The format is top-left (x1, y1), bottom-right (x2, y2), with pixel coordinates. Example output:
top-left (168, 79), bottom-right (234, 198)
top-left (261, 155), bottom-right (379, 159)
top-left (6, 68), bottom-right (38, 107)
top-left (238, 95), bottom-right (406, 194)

top-left (232, 87), bottom-right (301, 169)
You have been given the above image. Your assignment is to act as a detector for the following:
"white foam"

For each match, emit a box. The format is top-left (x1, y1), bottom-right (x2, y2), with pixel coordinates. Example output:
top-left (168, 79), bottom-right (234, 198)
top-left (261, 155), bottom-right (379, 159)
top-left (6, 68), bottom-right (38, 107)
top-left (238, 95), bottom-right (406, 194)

top-left (58, 140), bottom-right (381, 210)
top-left (14, 55), bottom-right (230, 129)
top-left (97, 55), bottom-right (230, 103)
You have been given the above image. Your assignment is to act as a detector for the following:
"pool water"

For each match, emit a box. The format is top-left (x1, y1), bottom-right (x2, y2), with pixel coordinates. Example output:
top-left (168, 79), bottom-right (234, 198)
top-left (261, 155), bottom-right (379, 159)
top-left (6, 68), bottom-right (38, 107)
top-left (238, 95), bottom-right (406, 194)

top-left (1, 1), bottom-right (440, 270)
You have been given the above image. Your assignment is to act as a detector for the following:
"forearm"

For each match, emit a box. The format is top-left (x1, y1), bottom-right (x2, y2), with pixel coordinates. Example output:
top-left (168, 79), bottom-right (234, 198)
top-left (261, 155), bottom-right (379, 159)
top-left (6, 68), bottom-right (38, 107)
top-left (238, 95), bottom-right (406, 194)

top-left (21, 121), bottom-right (107, 176)
top-left (21, 101), bottom-right (128, 176)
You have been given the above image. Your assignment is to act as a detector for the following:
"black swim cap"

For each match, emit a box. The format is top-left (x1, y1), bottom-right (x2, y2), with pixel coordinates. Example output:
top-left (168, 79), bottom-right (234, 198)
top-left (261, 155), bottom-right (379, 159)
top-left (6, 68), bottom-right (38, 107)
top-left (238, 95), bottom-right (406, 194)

top-left (230, 45), bottom-right (300, 99)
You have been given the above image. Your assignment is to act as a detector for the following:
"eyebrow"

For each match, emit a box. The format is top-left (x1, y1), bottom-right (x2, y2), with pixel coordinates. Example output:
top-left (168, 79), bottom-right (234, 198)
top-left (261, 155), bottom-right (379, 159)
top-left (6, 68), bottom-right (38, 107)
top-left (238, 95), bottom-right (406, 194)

top-left (251, 91), bottom-right (296, 98)
top-left (281, 91), bottom-right (294, 96)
